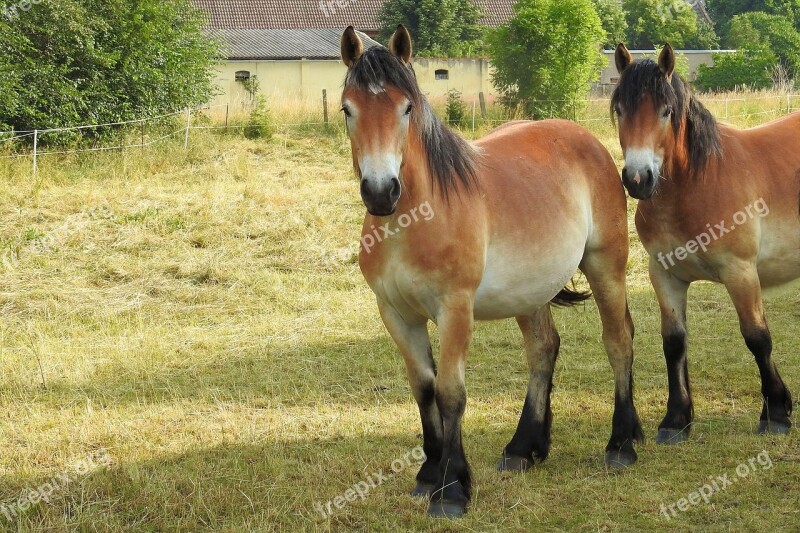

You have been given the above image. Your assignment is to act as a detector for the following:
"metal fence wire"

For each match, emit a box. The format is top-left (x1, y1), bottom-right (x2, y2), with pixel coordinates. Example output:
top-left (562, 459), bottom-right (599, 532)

top-left (1, 93), bottom-right (797, 177)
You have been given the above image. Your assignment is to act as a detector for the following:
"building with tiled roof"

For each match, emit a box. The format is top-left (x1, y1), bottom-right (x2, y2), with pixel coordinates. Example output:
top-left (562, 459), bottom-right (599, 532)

top-left (193, 0), bottom-right (516, 36)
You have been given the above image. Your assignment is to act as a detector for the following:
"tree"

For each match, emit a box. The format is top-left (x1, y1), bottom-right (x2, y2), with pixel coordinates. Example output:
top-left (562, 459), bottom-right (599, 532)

top-left (727, 12), bottom-right (800, 77)
top-left (623, 0), bottom-right (719, 49)
top-left (706, 0), bottom-right (800, 34)
top-left (695, 49), bottom-right (777, 90)
top-left (0, 0), bottom-right (221, 134)
top-left (377, 0), bottom-right (485, 57)
top-left (593, 0), bottom-right (628, 48)
top-left (488, 0), bottom-right (605, 119)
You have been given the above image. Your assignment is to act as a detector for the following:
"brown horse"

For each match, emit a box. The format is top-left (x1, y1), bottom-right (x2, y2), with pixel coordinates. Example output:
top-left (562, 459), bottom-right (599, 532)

top-left (340, 25), bottom-right (643, 518)
top-left (613, 44), bottom-right (799, 444)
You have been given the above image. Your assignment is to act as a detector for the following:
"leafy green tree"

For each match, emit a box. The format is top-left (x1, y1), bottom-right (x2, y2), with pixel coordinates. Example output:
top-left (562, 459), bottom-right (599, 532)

top-left (488, 0), bottom-right (605, 119)
top-left (0, 0), bottom-right (220, 134)
top-left (706, 0), bottom-right (800, 34)
top-left (623, 0), bottom-right (719, 49)
top-left (727, 12), bottom-right (800, 76)
top-left (695, 49), bottom-right (776, 90)
top-left (377, 0), bottom-right (485, 57)
top-left (593, 0), bottom-right (628, 48)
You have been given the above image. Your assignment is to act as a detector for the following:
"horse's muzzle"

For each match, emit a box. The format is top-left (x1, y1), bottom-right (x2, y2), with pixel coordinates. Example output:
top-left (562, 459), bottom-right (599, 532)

top-left (361, 176), bottom-right (401, 216)
top-left (621, 166), bottom-right (658, 200)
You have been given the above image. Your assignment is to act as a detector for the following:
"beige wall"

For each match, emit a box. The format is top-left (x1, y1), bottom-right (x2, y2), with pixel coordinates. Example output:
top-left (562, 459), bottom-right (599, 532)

top-left (212, 51), bottom-right (735, 110)
top-left (210, 58), bottom-right (495, 109)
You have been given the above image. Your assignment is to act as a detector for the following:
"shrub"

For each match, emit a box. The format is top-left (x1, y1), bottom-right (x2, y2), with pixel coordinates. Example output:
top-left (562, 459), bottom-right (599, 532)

top-left (445, 90), bottom-right (468, 127)
top-left (695, 49), bottom-right (777, 91)
top-left (726, 12), bottom-right (800, 79)
top-left (0, 0), bottom-right (221, 135)
top-left (488, 0), bottom-right (605, 120)
top-left (244, 96), bottom-right (275, 140)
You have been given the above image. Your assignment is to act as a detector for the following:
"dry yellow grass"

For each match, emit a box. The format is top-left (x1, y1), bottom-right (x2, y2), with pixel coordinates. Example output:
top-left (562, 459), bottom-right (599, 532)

top-left (0, 98), bottom-right (797, 531)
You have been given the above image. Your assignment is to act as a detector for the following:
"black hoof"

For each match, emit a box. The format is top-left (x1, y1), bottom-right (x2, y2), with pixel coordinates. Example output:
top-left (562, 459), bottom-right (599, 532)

top-left (428, 499), bottom-right (466, 519)
top-left (757, 420), bottom-right (791, 435)
top-left (605, 449), bottom-right (637, 469)
top-left (496, 454), bottom-right (533, 472)
top-left (656, 427), bottom-right (689, 445)
top-left (411, 482), bottom-right (435, 498)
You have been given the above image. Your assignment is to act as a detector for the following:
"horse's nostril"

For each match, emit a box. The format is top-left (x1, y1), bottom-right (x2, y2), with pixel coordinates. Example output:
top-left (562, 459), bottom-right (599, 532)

top-left (390, 177), bottom-right (401, 199)
top-left (360, 179), bottom-right (370, 197)
top-left (621, 168), bottom-right (628, 181)
top-left (647, 169), bottom-right (654, 181)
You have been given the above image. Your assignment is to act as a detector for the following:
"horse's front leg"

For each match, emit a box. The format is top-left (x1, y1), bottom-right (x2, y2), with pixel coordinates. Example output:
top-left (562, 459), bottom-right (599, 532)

top-left (649, 259), bottom-right (693, 444)
top-left (377, 302), bottom-right (443, 497)
top-left (428, 296), bottom-right (473, 518)
top-left (721, 262), bottom-right (792, 434)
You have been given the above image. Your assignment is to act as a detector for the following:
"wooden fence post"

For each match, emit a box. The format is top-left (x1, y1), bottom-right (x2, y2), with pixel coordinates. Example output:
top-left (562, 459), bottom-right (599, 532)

top-left (479, 92), bottom-right (487, 118)
top-left (323, 89), bottom-right (329, 125)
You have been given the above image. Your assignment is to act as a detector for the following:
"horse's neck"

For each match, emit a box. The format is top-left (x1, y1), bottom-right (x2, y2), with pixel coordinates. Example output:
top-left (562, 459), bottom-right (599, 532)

top-left (396, 137), bottom-right (437, 213)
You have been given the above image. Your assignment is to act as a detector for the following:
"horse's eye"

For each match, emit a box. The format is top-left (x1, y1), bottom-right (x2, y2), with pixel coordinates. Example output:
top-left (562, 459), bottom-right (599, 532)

top-left (614, 104), bottom-right (622, 116)
top-left (663, 107), bottom-right (673, 118)
top-left (341, 106), bottom-right (352, 118)
top-left (404, 103), bottom-right (413, 116)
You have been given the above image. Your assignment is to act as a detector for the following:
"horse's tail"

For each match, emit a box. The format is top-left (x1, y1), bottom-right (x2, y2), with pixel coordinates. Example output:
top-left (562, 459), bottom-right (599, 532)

top-left (550, 286), bottom-right (592, 307)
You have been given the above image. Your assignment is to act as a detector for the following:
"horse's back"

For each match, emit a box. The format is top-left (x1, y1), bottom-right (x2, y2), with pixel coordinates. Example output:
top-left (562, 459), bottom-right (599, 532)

top-left (477, 119), bottom-right (621, 188)
top-left (477, 119), bottom-right (627, 248)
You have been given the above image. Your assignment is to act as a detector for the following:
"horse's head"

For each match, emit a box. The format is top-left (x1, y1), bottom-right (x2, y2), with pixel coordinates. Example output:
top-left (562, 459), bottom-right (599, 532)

top-left (340, 25), bottom-right (417, 216)
top-left (611, 44), bottom-right (682, 200)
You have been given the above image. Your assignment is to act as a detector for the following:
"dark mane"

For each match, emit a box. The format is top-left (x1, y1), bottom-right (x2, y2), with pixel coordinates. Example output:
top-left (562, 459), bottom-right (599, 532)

top-left (611, 59), bottom-right (722, 178)
top-left (344, 46), bottom-right (479, 197)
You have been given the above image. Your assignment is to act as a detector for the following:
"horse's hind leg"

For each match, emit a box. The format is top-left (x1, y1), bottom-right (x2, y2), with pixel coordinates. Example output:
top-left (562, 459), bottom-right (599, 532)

top-left (649, 259), bottom-right (693, 444)
top-left (722, 263), bottom-right (793, 434)
top-left (581, 246), bottom-right (644, 467)
top-left (377, 302), bottom-right (444, 497)
top-left (498, 306), bottom-right (560, 472)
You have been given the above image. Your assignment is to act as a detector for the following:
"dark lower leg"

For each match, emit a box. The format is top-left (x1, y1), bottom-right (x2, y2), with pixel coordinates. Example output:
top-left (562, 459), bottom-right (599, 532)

top-left (501, 312), bottom-right (560, 469)
top-left (431, 389), bottom-right (470, 505)
top-left (414, 378), bottom-right (443, 491)
top-left (744, 327), bottom-right (792, 429)
top-left (658, 330), bottom-right (694, 434)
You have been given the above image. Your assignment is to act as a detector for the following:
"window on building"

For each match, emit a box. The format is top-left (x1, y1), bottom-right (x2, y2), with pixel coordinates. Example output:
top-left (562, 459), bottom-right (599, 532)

top-left (435, 69), bottom-right (449, 81)
top-left (235, 70), bottom-right (251, 82)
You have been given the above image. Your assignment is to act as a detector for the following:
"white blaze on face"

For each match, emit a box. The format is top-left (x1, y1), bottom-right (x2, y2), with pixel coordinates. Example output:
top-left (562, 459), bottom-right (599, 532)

top-left (624, 147), bottom-right (663, 179)
top-left (359, 153), bottom-right (402, 190)
top-left (343, 97), bottom-right (412, 188)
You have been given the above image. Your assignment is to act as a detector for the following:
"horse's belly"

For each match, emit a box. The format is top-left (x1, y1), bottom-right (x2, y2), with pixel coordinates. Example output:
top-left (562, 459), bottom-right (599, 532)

top-left (757, 231), bottom-right (800, 288)
top-left (473, 245), bottom-right (585, 320)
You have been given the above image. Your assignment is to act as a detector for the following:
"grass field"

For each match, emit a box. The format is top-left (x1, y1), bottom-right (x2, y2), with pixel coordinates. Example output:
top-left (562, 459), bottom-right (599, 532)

top-left (0, 96), bottom-right (798, 532)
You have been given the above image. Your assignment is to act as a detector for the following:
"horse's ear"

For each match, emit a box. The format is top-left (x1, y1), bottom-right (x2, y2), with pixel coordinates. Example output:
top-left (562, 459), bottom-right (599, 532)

top-left (389, 24), bottom-right (413, 64)
top-left (341, 26), bottom-right (364, 68)
top-left (658, 44), bottom-right (676, 81)
top-left (615, 43), bottom-right (633, 74)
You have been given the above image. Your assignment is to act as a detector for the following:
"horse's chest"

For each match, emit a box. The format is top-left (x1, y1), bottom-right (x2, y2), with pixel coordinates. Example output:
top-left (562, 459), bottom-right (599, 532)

top-left (636, 212), bottom-right (721, 282)
top-left (360, 247), bottom-right (440, 321)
